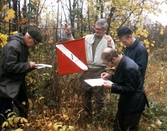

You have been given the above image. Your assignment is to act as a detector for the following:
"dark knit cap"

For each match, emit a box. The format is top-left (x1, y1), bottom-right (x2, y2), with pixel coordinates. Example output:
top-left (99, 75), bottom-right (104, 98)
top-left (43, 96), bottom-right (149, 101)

top-left (28, 27), bottom-right (42, 42)
top-left (117, 26), bottom-right (133, 38)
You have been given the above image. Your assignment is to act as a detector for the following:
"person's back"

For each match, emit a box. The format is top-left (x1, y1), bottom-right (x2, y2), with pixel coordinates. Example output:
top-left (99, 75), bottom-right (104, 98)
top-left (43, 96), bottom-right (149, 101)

top-left (0, 33), bottom-right (29, 83)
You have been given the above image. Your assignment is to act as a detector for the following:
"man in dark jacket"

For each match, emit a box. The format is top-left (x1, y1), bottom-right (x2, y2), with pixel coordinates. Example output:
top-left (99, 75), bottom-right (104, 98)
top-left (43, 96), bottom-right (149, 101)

top-left (101, 48), bottom-right (147, 131)
top-left (0, 27), bottom-right (42, 126)
top-left (117, 26), bottom-right (148, 83)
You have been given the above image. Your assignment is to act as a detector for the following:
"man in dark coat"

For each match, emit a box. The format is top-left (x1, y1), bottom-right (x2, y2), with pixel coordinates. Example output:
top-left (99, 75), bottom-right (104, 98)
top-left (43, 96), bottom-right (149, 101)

top-left (0, 27), bottom-right (42, 127)
top-left (117, 26), bottom-right (148, 83)
top-left (101, 48), bottom-right (147, 131)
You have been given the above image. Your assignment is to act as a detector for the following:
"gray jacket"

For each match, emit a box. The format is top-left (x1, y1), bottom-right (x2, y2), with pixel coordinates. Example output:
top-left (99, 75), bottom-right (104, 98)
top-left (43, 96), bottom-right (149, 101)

top-left (0, 33), bottom-right (32, 98)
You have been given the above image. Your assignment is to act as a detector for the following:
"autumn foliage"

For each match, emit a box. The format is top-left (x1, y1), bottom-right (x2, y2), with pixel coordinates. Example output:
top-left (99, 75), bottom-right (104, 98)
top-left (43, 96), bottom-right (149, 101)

top-left (0, 0), bottom-right (167, 130)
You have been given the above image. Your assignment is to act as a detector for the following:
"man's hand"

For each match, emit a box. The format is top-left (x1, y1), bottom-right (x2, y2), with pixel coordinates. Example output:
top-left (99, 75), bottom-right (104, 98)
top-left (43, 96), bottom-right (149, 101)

top-left (30, 62), bottom-right (37, 68)
top-left (101, 72), bottom-right (111, 79)
top-left (104, 35), bottom-right (113, 47)
top-left (103, 81), bottom-right (113, 89)
top-left (63, 23), bottom-right (71, 35)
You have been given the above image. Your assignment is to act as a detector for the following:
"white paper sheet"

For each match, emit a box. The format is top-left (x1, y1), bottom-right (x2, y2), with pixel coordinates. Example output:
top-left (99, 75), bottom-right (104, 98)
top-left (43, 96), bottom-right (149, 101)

top-left (35, 64), bottom-right (52, 69)
top-left (84, 78), bottom-right (112, 87)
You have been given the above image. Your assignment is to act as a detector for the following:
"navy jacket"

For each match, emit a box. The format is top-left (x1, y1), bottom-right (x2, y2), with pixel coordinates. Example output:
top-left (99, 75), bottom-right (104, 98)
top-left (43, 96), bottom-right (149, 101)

top-left (124, 38), bottom-right (148, 83)
top-left (111, 55), bottom-right (147, 115)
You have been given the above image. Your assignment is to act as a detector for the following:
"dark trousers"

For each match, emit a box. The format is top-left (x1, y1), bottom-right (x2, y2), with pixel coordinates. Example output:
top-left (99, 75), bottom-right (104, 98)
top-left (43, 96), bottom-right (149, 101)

top-left (0, 98), bottom-right (13, 126)
top-left (80, 68), bottom-right (105, 117)
top-left (13, 85), bottom-right (29, 118)
top-left (114, 111), bottom-right (142, 131)
top-left (0, 84), bottom-right (29, 126)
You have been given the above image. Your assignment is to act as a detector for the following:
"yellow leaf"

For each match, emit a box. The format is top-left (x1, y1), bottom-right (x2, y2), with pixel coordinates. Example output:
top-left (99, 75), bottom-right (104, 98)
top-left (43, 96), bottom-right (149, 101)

top-left (151, 44), bottom-right (154, 47)
top-left (68, 126), bottom-right (75, 130)
top-left (160, 29), bottom-right (164, 35)
top-left (62, 114), bottom-right (69, 121)
top-left (20, 117), bottom-right (28, 123)
top-left (2, 5), bottom-right (7, 10)
top-left (10, 31), bottom-right (18, 35)
top-left (13, 117), bottom-right (22, 124)
top-left (39, 96), bottom-right (44, 101)
top-left (47, 122), bottom-right (52, 129)
top-left (53, 123), bottom-right (62, 131)
top-left (0, 33), bottom-right (8, 47)
top-left (4, 16), bottom-right (10, 22)
top-left (7, 9), bottom-right (15, 19)
top-left (14, 128), bottom-right (24, 131)
top-left (147, 49), bottom-right (150, 53)
top-left (145, 45), bottom-right (149, 48)
top-left (22, 101), bottom-right (26, 105)
top-left (4, 9), bottom-right (15, 22)
top-left (8, 118), bottom-right (15, 127)
top-left (2, 121), bottom-right (9, 128)
top-left (29, 77), bottom-right (34, 83)
top-left (151, 124), bottom-right (155, 128)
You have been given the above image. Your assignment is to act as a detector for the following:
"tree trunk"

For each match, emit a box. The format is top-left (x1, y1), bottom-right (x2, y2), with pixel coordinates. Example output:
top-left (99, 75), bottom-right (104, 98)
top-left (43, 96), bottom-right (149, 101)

top-left (106, 7), bottom-right (116, 35)
top-left (13, 0), bottom-right (18, 31)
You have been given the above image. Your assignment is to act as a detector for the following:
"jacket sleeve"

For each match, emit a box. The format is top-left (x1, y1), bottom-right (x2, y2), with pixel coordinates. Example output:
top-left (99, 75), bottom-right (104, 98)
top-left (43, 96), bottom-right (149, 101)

top-left (111, 68), bottom-right (140, 95)
top-left (135, 48), bottom-right (148, 81)
top-left (2, 45), bottom-right (31, 74)
top-left (66, 33), bottom-right (75, 40)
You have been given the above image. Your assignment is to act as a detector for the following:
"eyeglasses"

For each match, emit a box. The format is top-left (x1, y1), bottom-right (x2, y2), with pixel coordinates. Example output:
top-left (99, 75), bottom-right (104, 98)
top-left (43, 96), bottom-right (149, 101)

top-left (94, 27), bottom-right (104, 31)
top-left (32, 37), bottom-right (39, 45)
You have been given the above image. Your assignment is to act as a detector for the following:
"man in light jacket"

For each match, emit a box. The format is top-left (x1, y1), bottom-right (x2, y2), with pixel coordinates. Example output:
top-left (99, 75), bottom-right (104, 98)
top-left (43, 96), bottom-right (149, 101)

top-left (64, 19), bottom-right (115, 120)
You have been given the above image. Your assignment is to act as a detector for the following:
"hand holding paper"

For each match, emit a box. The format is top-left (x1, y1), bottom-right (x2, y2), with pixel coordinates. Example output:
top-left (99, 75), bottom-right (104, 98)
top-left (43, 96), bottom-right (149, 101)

top-left (102, 80), bottom-right (113, 89)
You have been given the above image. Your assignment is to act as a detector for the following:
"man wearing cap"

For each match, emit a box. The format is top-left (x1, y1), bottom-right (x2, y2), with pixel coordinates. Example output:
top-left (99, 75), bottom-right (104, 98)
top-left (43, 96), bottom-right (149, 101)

top-left (0, 27), bottom-right (42, 126)
top-left (117, 26), bottom-right (148, 83)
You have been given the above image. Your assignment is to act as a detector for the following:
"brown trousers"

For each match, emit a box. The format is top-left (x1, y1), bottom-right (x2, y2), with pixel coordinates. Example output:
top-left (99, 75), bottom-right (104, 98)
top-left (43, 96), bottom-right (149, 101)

top-left (80, 68), bottom-right (105, 116)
